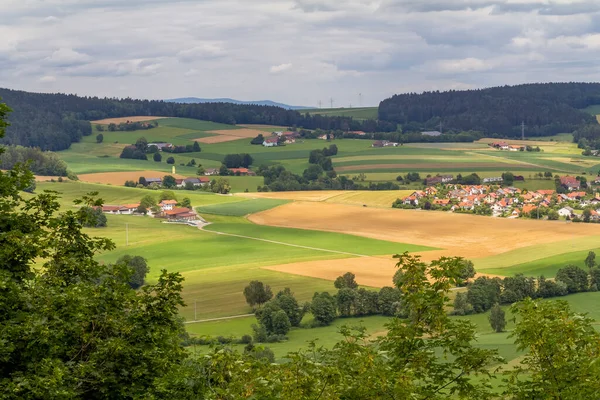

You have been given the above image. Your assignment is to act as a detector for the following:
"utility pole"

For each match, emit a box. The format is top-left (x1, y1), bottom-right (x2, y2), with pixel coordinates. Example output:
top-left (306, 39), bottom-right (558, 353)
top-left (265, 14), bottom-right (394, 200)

top-left (349, 103), bottom-right (352, 108)
top-left (318, 100), bottom-right (322, 109)
top-left (359, 93), bottom-right (362, 107)
top-left (522, 121), bottom-right (525, 140)
top-left (439, 120), bottom-right (443, 135)
top-left (126, 223), bottom-right (129, 246)
top-left (194, 300), bottom-right (197, 321)
top-left (330, 98), bottom-right (334, 108)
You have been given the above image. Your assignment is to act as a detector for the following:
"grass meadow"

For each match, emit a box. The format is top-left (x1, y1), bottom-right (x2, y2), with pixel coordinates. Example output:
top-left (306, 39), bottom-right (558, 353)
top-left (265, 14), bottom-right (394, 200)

top-left (300, 107), bottom-right (379, 120)
top-left (197, 198), bottom-right (290, 216)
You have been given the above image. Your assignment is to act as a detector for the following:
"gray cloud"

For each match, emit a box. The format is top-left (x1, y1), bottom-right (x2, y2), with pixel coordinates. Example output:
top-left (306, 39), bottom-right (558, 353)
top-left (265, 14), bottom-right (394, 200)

top-left (1, 0), bottom-right (600, 106)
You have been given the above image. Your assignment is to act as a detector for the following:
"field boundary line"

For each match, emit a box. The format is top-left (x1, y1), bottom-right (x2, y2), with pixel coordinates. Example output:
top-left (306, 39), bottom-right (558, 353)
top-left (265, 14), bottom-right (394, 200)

top-left (201, 225), bottom-right (373, 258)
top-left (185, 314), bottom-right (254, 324)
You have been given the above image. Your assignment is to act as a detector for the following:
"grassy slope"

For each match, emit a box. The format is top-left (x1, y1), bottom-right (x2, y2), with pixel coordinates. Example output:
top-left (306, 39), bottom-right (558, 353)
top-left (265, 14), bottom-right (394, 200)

top-left (187, 292), bottom-right (600, 361)
top-left (197, 199), bottom-right (290, 216)
top-left (43, 182), bottom-right (426, 319)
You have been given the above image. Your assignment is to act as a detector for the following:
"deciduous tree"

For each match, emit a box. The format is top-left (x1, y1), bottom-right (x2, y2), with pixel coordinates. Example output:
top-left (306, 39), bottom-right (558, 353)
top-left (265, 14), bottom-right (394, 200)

top-left (489, 303), bottom-right (506, 332)
top-left (243, 281), bottom-right (273, 308)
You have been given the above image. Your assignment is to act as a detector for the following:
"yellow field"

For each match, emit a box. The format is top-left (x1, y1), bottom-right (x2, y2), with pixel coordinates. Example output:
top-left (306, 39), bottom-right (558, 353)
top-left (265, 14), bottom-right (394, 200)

top-left (324, 191), bottom-right (412, 207)
top-left (91, 116), bottom-right (167, 124)
top-left (79, 170), bottom-right (186, 185)
top-left (236, 190), bottom-right (412, 207)
top-left (249, 201), bottom-right (600, 287)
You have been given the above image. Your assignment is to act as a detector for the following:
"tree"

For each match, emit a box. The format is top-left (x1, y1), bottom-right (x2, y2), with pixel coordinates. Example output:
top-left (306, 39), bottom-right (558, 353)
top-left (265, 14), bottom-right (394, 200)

top-left (139, 194), bottom-right (157, 214)
top-left (274, 288), bottom-right (304, 327)
top-left (196, 165), bottom-right (205, 175)
top-left (211, 177), bottom-right (231, 194)
top-left (243, 281), bottom-right (273, 308)
top-left (139, 176), bottom-right (147, 186)
top-left (162, 175), bottom-right (177, 189)
top-left (310, 292), bottom-right (336, 326)
top-left (159, 191), bottom-right (177, 202)
top-left (192, 141), bottom-right (201, 152)
top-left (466, 277), bottom-right (501, 313)
top-left (547, 209), bottom-right (559, 220)
top-left (96, 133), bottom-right (103, 143)
top-left (153, 152), bottom-right (162, 162)
top-left (585, 251), bottom-right (596, 270)
top-left (271, 310), bottom-right (291, 335)
top-left (336, 287), bottom-right (357, 317)
top-left (489, 303), bottom-right (506, 332)
top-left (302, 164), bottom-right (323, 181)
top-left (556, 265), bottom-right (589, 293)
top-left (0, 101), bottom-right (196, 398)
top-left (179, 198), bottom-right (191, 208)
top-left (79, 206), bottom-right (107, 228)
top-left (117, 255), bottom-right (149, 289)
top-left (452, 292), bottom-right (473, 316)
top-left (166, 156), bottom-right (175, 164)
top-left (583, 208), bottom-right (592, 223)
top-left (377, 286), bottom-right (402, 316)
top-left (501, 172), bottom-right (514, 186)
top-left (334, 272), bottom-right (359, 289)
top-left (506, 299), bottom-right (600, 398)
top-left (250, 134), bottom-right (265, 145)
top-left (134, 136), bottom-right (148, 152)
top-left (95, 124), bottom-right (104, 131)
top-left (458, 259), bottom-right (476, 284)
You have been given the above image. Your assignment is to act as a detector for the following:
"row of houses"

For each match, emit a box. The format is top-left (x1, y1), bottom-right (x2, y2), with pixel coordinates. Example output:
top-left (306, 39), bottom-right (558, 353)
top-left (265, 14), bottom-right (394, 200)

top-left (372, 140), bottom-right (399, 148)
top-left (142, 176), bottom-right (210, 187)
top-left (264, 131), bottom-right (300, 147)
top-left (489, 142), bottom-right (525, 151)
top-left (401, 178), bottom-right (600, 219)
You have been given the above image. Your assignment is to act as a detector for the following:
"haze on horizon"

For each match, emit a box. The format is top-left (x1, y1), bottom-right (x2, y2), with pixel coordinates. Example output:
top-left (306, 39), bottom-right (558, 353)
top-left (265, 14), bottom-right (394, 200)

top-left (1, 0), bottom-right (600, 107)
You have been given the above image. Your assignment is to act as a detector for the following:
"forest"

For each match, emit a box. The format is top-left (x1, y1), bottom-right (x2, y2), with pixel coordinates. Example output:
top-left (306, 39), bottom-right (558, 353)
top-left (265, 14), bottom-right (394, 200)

top-left (379, 82), bottom-right (600, 137)
top-left (0, 88), bottom-right (391, 151)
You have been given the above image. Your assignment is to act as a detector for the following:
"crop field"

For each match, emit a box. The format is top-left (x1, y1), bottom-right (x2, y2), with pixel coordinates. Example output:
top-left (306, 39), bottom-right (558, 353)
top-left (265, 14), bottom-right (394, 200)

top-left (197, 198), bottom-right (290, 216)
top-left (300, 107), bottom-right (379, 120)
top-left (78, 170), bottom-right (186, 185)
top-left (248, 201), bottom-right (600, 285)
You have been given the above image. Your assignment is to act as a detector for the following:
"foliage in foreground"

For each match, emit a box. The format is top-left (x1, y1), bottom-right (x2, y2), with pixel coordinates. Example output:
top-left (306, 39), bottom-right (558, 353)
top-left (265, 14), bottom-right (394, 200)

top-left (2, 98), bottom-right (600, 398)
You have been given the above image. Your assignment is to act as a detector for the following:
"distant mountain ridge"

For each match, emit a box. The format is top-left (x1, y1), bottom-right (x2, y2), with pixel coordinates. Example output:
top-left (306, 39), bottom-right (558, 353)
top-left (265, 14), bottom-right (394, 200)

top-left (165, 97), bottom-right (311, 110)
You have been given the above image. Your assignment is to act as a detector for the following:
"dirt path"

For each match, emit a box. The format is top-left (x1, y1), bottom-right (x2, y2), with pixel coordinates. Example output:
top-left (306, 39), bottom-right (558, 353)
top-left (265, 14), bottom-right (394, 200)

top-left (185, 314), bottom-right (254, 324)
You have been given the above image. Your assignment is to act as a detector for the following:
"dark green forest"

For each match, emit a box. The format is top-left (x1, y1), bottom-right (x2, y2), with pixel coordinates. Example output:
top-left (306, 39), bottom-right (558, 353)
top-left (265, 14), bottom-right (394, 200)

top-left (379, 82), bottom-right (600, 137)
top-left (0, 88), bottom-right (391, 151)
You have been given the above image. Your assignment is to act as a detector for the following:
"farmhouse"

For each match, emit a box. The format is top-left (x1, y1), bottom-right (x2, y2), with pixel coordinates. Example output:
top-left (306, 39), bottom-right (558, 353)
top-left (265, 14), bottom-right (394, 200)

top-left (372, 140), bottom-right (399, 148)
top-left (229, 168), bottom-right (255, 176)
top-left (263, 138), bottom-right (279, 147)
top-left (204, 168), bottom-right (219, 176)
top-left (147, 142), bottom-right (172, 151)
top-left (509, 145), bottom-right (524, 151)
top-left (164, 207), bottom-right (197, 221)
top-left (144, 177), bottom-right (162, 185)
top-left (593, 176), bottom-right (600, 185)
top-left (101, 205), bottom-right (128, 214)
top-left (159, 199), bottom-right (178, 211)
top-left (558, 207), bottom-right (575, 218)
top-left (349, 131), bottom-right (366, 136)
top-left (425, 176), bottom-right (443, 186)
top-left (560, 176), bottom-right (581, 190)
top-left (483, 177), bottom-right (503, 183)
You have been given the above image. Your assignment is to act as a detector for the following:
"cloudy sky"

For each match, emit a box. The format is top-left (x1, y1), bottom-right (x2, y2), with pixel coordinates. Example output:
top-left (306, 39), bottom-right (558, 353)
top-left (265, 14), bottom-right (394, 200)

top-left (1, 0), bottom-right (600, 107)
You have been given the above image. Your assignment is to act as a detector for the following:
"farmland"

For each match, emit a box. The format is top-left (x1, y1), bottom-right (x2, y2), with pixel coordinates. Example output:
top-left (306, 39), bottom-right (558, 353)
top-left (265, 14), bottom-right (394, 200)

top-left (300, 107), bottom-right (379, 120)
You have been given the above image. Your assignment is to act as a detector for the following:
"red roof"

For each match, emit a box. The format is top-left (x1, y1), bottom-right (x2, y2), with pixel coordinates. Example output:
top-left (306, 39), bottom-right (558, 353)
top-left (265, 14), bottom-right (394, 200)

top-left (230, 168), bottom-right (250, 173)
top-left (160, 200), bottom-right (178, 205)
top-left (164, 207), bottom-right (191, 216)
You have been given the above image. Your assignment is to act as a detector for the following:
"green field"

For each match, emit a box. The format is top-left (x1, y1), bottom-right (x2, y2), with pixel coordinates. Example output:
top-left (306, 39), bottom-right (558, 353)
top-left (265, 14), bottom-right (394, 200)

top-left (186, 292), bottom-right (600, 362)
top-left (301, 107), bottom-right (378, 120)
top-left (197, 198), bottom-right (290, 216)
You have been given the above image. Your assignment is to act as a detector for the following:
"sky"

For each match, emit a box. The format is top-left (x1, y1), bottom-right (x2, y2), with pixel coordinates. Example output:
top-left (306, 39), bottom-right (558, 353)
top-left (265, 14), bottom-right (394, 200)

top-left (1, 0), bottom-right (600, 107)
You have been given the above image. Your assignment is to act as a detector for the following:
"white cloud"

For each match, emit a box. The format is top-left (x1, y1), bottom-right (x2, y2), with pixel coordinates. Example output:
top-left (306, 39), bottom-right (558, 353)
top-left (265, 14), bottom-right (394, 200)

top-left (39, 75), bottom-right (57, 83)
top-left (269, 63), bottom-right (293, 74)
top-left (1, 0), bottom-right (600, 105)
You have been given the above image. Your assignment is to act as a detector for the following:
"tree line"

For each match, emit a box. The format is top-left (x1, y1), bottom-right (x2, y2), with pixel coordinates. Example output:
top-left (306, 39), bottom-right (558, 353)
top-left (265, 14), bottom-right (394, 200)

top-left (0, 88), bottom-right (389, 151)
top-left (379, 82), bottom-right (600, 137)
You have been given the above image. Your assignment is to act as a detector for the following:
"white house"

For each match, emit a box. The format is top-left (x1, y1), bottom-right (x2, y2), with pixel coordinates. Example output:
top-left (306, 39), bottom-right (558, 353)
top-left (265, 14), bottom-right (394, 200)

top-left (483, 177), bottom-right (503, 183)
top-left (558, 207), bottom-right (574, 218)
top-left (263, 138), bottom-right (279, 147)
top-left (159, 200), bottom-right (178, 211)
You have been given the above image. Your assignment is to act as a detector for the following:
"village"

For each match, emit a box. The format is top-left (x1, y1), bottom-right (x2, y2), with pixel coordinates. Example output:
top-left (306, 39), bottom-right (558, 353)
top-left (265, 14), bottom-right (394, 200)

top-left (398, 175), bottom-right (600, 221)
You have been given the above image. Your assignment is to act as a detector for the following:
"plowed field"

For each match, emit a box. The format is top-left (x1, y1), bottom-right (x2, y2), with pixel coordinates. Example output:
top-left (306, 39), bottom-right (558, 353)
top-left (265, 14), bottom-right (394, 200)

top-left (91, 116), bottom-right (167, 124)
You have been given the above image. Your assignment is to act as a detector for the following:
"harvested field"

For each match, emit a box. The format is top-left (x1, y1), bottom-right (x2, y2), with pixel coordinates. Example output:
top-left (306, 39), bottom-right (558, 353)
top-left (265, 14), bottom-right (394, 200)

top-left (263, 256), bottom-right (508, 288)
top-left (195, 135), bottom-right (245, 144)
top-left (194, 128), bottom-right (266, 143)
top-left (91, 116), bottom-right (168, 124)
top-left (325, 191), bottom-right (412, 207)
top-left (79, 170), bottom-right (186, 185)
top-left (236, 191), bottom-right (345, 202)
top-left (335, 162), bottom-right (528, 172)
top-left (250, 202), bottom-right (600, 259)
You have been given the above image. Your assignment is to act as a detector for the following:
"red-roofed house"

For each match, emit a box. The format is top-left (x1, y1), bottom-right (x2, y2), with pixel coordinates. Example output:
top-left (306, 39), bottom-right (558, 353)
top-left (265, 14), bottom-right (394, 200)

top-left (560, 176), bottom-right (580, 191)
top-left (159, 199), bottom-right (178, 211)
